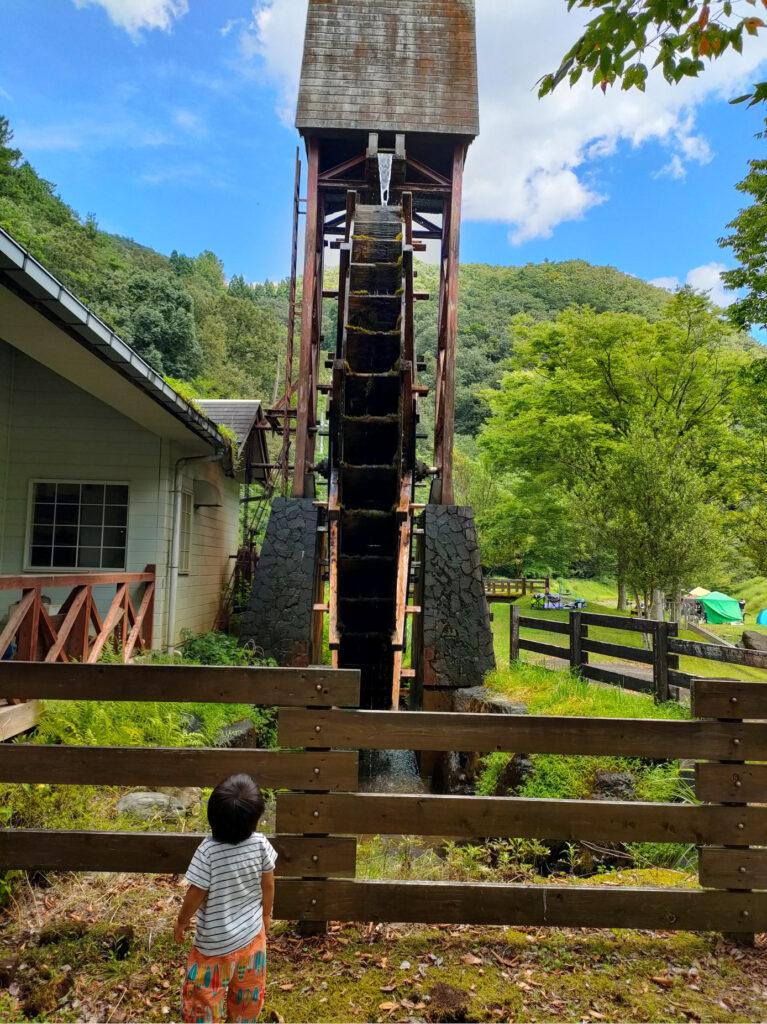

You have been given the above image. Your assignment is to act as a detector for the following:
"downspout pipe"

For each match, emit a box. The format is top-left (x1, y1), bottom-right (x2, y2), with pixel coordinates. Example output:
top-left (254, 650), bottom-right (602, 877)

top-left (167, 453), bottom-right (224, 652)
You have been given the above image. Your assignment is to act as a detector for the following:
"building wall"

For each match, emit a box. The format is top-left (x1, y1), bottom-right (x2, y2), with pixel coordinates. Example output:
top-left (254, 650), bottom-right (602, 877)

top-left (0, 341), bottom-right (240, 647)
top-left (0, 342), bottom-right (12, 571)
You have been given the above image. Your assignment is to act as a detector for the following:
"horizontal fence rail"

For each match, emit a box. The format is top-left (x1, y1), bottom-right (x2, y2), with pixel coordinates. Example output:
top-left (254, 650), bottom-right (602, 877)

top-left (276, 793), bottom-right (767, 846)
top-left (0, 831), bottom-right (357, 877)
top-left (278, 709), bottom-right (767, 760)
top-left (275, 879), bottom-right (766, 931)
top-left (0, 746), bottom-right (359, 791)
top-left (691, 679), bottom-right (767, 719)
top-left (0, 662), bottom-right (361, 707)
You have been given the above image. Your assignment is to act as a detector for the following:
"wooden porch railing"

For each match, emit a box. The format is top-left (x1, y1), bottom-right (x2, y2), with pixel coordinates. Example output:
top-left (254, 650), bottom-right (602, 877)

top-left (0, 565), bottom-right (155, 665)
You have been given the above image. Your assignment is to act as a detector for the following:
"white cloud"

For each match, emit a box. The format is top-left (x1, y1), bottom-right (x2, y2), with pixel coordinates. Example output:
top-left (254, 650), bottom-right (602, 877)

top-left (650, 262), bottom-right (734, 307)
top-left (220, 18), bottom-right (244, 37)
top-left (242, 0), bottom-right (767, 245)
top-left (653, 154), bottom-right (688, 180)
top-left (72, 0), bottom-right (188, 38)
top-left (16, 118), bottom-right (170, 152)
top-left (172, 108), bottom-right (206, 136)
top-left (0, 85), bottom-right (12, 101)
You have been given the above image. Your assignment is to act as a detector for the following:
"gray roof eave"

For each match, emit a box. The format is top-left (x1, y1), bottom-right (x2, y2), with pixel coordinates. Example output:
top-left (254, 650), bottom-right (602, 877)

top-left (0, 226), bottom-right (227, 454)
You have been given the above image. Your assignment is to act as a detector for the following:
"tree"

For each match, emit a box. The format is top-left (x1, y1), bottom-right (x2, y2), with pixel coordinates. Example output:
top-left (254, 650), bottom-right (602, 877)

top-left (541, 1), bottom-right (767, 104)
top-left (719, 148), bottom-right (767, 329)
top-left (478, 292), bottom-right (753, 591)
top-left (123, 272), bottom-right (202, 378)
top-left (573, 419), bottom-right (724, 614)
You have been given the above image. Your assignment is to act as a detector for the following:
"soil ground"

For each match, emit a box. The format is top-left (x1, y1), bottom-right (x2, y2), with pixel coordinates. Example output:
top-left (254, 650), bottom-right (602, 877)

top-left (0, 873), bottom-right (765, 1023)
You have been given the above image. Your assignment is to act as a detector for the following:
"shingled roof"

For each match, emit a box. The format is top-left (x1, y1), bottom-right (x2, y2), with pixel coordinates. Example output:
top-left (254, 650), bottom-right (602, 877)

top-left (296, 0), bottom-right (479, 138)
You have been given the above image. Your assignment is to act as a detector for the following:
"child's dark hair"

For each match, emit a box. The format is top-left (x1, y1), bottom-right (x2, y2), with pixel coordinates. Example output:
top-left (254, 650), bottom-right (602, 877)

top-left (207, 774), bottom-right (265, 845)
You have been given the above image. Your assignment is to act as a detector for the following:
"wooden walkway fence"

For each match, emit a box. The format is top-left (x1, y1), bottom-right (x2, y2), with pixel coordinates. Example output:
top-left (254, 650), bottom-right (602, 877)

top-left (509, 606), bottom-right (767, 702)
top-left (0, 662), bottom-right (765, 935)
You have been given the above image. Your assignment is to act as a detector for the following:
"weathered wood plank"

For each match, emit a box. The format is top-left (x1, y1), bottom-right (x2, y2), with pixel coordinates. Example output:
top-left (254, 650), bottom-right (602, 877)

top-left (670, 639), bottom-right (767, 672)
top-left (0, 662), bottom-right (361, 708)
top-left (518, 616), bottom-right (569, 635)
top-left (696, 762), bottom-right (767, 804)
top-left (278, 709), bottom-right (767, 760)
top-left (0, 701), bottom-right (40, 741)
top-left (275, 879), bottom-right (766, 930)
top-left (580, 612), bottom-right (658, 633)
top-left (691, 679), bottom-right (767, 720)
top-left (518, 638), bottom-right (568, 659)
top-left (580, 638), bottom-right (654, 665)
top-left (699, 847), bottom-right (767, 891)
top-left (0, 830), bottom-right (356, 878)
top-left (276, 793), bottom-right (767, 846)
top-left (579, 665), bottom-right (654, 693)
top-left (0, 746), bottom-right (359, 791)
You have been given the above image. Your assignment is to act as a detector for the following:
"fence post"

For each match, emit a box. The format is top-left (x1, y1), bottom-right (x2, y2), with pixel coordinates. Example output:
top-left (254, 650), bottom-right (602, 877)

top-left (652, 621), bottom-right (670, 703)
top-left (569, 610), bottom-right (583, 674)
top-left (509, 604), bottom-right (520, 664)
top-left (695, 682), bottom-right (755, 947)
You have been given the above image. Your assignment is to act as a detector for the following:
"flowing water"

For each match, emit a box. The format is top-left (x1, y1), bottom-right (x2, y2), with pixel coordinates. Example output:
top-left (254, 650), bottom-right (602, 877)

top-left (378, 152), bottom-right (393, 205)
top-left (359, 747), bottom-right (425, 793)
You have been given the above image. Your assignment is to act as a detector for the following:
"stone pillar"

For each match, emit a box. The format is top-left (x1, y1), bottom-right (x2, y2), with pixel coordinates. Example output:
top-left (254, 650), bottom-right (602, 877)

top-left (239, 498), bottom-right (319, 666)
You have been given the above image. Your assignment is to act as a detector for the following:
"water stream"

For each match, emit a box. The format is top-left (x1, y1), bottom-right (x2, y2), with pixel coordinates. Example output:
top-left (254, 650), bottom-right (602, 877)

top-left (359, 747), bottom-right (425, 793)
top-left (378, 152), bottom-right (393, 205)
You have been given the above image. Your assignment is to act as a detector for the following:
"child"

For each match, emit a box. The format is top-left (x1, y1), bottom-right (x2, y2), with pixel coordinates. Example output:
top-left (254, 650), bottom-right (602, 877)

top-left (175, 773), bottom-right (276, 1023)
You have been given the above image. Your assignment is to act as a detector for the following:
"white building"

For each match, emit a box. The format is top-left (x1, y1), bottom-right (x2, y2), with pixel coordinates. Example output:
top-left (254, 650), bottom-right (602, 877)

top-left (0, 227), bottom-right (268, 684)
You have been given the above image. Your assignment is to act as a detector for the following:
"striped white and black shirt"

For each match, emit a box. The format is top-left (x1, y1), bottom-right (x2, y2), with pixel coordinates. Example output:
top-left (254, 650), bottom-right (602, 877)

top-left (185, 833), bottom-right (277, 957)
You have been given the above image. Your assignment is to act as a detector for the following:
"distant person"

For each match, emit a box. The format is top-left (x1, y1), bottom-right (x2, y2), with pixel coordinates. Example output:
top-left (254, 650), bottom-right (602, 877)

top-left (175, 774), bottom-right (276, 1023)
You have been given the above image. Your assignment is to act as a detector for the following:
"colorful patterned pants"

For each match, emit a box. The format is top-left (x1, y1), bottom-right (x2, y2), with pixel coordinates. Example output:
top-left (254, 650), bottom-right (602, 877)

top-left (181, 929), bottom-right (266, 1023)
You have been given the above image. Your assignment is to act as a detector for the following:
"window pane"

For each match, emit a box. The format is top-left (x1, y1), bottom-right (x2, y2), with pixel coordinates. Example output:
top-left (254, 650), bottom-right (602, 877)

top-left (55, 504), bottom-right (78, 525)
top-left (35, 483), bottom-right (56, 502)
top-left (105, 485), bottom-right (128, 505)
top-left (80, 504), bottom-right (103, 526)
top-left (101, 548), bottom-right (125, 569)
top-left (103, 526), bottom-right (126, 548)
top-left (32, 526), bottom-right (53, 547)
top-left (77, 547), bottom-right (101, 568)
top-left (30, 546), bottom-right (53, 567)
top-left (53, 546), bottom-right (77, 567)
top-left (56, 484), bottom-right (80, 504)
top-left (54, 525), bottom-right (77, 546)
top-left (81, 484), bottom-right (105, 505)
top-left (79, 526), bottom-right (102, 547)
top-left (33, 504), bottom-right (55, 526)
top-left (104, 505), bottom-right (128, 527)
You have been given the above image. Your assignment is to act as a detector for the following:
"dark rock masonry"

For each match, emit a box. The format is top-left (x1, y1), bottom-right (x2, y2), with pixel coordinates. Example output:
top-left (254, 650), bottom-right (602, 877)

top-left (239, 498), bottom-right (319, 666)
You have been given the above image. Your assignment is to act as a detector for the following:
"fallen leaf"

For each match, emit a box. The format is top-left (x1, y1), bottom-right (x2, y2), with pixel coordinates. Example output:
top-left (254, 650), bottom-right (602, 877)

top-left (491, 951), bottom-right (519, 969)
top-left (651, 976), bottom-right (674, 989)
top-left (461, 954), bottom-right (483, 966)
top-left (379, 1001), bottom-right (398, 1011)
top-left (399, 960), bottom-right (411, 970)
top-left (320, 951), bottom-right (334, 963)
top-left (380, 984), bottom-right (397, 993)
top-left (278, 983), bottom-right (294, 992)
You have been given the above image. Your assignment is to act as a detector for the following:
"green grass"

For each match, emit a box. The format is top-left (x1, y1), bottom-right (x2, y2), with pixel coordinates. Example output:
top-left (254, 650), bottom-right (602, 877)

top-left (485, 661), bottom-right (689, 719)
top-left (729, 574), bottom-right (767, 617)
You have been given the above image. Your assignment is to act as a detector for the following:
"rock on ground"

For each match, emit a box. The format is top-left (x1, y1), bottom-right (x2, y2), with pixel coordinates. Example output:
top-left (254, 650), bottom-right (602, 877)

top-left (116, 791), bottom-right (198, 820)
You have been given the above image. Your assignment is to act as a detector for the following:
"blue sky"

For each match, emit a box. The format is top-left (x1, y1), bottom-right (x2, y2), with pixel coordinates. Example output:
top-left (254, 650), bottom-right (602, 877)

top-left (1, 0), bottom-right (766, 300)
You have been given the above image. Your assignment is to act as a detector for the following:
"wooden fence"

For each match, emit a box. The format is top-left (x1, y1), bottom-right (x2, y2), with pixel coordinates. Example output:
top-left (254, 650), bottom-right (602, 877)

top-left (0, 661), bottom-right (765, 935)
top-left (509, 605), bottom-right (767, 702)
top-left (484, 577), bottom-right (549, 602)
top-left (0, 567), bottom-right (156, 664)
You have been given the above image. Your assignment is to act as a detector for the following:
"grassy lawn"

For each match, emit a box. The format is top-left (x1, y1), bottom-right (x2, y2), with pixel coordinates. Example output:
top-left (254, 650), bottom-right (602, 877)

top-left (1, 873), bottom-right (765, 1024)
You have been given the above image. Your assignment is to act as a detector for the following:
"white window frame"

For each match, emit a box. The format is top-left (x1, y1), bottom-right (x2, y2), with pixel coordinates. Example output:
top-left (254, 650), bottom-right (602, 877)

top-left (178, 489), bottom-right (193, 576)
top-left (25, 479), bottom-right (130, 573)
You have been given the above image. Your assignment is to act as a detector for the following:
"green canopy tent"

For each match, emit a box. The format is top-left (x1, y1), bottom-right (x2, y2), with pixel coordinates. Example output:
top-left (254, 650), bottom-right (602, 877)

top-left (699, 591), bottom-right (743, 624)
